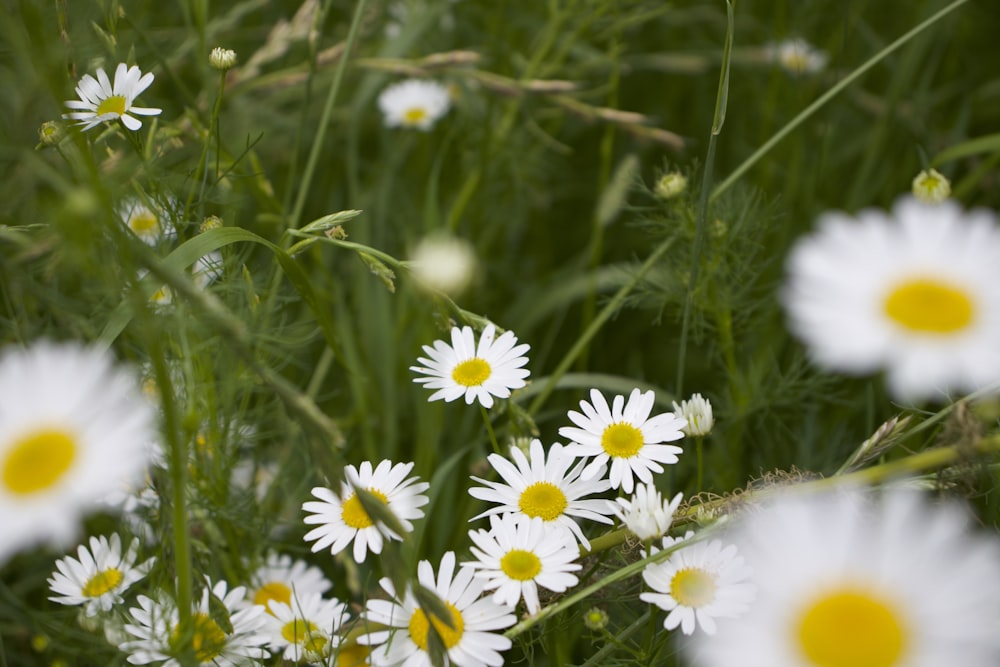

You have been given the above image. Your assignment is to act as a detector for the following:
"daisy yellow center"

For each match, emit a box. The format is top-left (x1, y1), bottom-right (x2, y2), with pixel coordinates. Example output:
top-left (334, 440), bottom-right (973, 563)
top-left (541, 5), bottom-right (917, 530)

top-left (451, 358), bottom-right (492, 387)
top-left (518, 482), bottom-right (568, 521)
top-left (172, 613), bottom-right (227, 663)
top-left (336, 643), bottom-right (371, 667)
top-left (82, 568), bottom-right (124, 598)
top-left (281, 618), bottom-right (327, 653)
top-left (403, 107), bottom-right (429, 125)
top-left (341, 488), bottom-right (389, 529)
top-left (797, 590), bottom-right (906, 667)
top-left (96, 95), bottom-right (127, 117)
top-left (253, 581), bottom-right (291, 610)
top-left (2, 428), bottom-right (77, 495)
top-left (129, 210), bottom-right (160, 234)
top-left (884, 278), bottom-right (973, 334)
top-left (600, 423), bottom-right (644, 458)
top-left (669, 567), bottom-right (716, 608)
top-left (500, 549), bottom-right (542, 581)
top-left (409, 603), bottom-right (464, 651)
top-left (783, 52), bottom-right (809, 72)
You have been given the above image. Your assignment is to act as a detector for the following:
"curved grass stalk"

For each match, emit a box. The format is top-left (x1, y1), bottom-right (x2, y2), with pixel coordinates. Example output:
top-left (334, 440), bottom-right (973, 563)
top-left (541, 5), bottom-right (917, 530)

top-left (711, 0), bottom-right (971, 202)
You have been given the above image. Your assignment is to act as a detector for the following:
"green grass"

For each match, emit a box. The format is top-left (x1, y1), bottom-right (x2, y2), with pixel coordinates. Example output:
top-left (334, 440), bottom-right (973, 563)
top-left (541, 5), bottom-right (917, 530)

top-left (3, 0), bottom-right (1000, 665)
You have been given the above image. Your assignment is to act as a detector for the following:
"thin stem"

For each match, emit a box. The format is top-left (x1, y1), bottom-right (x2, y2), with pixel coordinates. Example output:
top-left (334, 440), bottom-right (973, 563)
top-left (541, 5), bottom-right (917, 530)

top-left (696, 435), bottom-right (704, 493)
top-left (675, 0), bottom-right (734, 396)
top-left (711, 0), bottom-right (971, 202)
top-left (287, 0), bottom-right (369, 231)
top-left (480, 405), bottom-right (502, 456)
top-left (527, 236), bottom-right (676, 417)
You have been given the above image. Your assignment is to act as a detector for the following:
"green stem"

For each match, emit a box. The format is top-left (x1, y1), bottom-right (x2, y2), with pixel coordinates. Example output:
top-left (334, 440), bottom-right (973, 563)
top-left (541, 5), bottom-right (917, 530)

top-left (527, 236), bottom-right (676, 417)
top-left (675, 0), bottom-right (734, 397)
top-left (506, 532), bottom-right (705, 639)
top-left (480, 405), bottom-right (502, 456)
top-left (711, 0), bottom-right (971, 202)
top-left (287, 0), bottom-right (369, 231)
top-left (696, 435), bottom-right (704, 493)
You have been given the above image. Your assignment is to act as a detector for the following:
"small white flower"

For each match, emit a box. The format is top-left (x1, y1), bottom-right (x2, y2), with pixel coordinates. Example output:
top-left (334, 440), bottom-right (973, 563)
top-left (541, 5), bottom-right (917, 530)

top-left (672, 393), bottom-right (714, 436)
top-left (641, 530), bottom-right (755, 636)
top-left (119, 198), bottom-right (177, 246)
top-left (613, 483), bottom-right (684, 541)
top-left (0, 342), bottom-right (156, 564)
top-left (120, 579), bottom-right (268, 667)
top-left (378, 79), bottom-right (451, 130)
top-left (246, 551), bottom-right (333, 611)
top-left (559, 388), bottom-right (686, 493)
top-left (689, 486), bottom-right (1000, 667)
top-left (469, 439), bottom-right (616, 549)
top-left (411, 323), bottom-right (530, 409)
top-left (409, 234), bottom-right (478, 296)
top-left (912, 168), bottom-right (951, 204)
top-left (464, 514), bottom-right (581, 614)
top-left (48, 534), bottom-right (154, 616)
top-left (782, 196), bottom-right (1000, 401)
top-left (360, 551), bottom-right (517, 667)
top-left (64, 63), bottom-right (162, 131)
top-left (262, 592), bottom-right (350, 663)
top-left (302, 460), bottom-right (429, 563)
top-left (767, 38), bottom-right (828, 75)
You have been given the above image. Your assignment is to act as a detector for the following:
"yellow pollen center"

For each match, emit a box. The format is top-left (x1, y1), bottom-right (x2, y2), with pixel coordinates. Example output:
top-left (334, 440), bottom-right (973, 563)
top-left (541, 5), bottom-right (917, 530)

top-left (797, 590), bottom-right (906, 667)
top-left (341, 488), bottom-right (389, 529)
top-left (336, 642), bottom-right (371, 667)
top-left (403, 107), bottom-right (429, 125)
top-left (96, 95), bottom-right (127, 117)
top-left (500, 549), bottom-right (542, 581)
top-left (518, 482), bottom-right (568, 521)
top-left (172, 613), bottom-right (227, 663)
top-left (669, 567), bottom-right (717, 608)
top-left (2, 428), bottom-right (77, 495)
top-left (253, 581), bottom-right (291, 611)
top-left (600, 423), bottom-right (644, 458)
top-left (281, 618), bottom-right (325, 650)
top-left (409, 603), bottom-right (465, 651)
top-left (451, 358), bottom-right (492, 387)
top-left (129, 210), bottom-right (160, 234)
top-left (884, 278), bottom-right (974, 334)
top-left (82, 568), bottom-right (124, 598)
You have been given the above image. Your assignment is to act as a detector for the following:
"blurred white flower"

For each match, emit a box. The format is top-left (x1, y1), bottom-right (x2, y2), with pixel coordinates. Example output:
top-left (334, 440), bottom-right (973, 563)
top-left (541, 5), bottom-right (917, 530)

top-left (378, 79), bottom-right (451, 130)
top-left (409, 234), bottom-right (477, 296)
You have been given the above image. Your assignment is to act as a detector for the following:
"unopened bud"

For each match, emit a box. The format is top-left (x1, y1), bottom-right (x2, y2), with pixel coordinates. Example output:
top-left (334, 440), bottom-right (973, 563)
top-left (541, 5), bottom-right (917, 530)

top-left (209, 47), bottom-right (238, 71)
top-left (654, 172), bottom-right (687, 200)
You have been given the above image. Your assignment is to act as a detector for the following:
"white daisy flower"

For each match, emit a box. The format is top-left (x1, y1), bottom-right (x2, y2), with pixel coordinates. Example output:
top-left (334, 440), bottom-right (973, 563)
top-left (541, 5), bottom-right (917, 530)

top-left (782, 197), bottom-right (1000, 401)
top-left (120, 579), bottom-right (268, 666)
top-left (767, 38), bottom-right (828, 75)
top-left (119, 198), bottom-right (177, 246)
top-left (463, 514), bottom-right (581, 614)
top-left (302, 460), bottom-right (429, 563)
top-left (48, 534), bottom-right (154, 617)
top-left (559, 388), bottom-right (686, 494)
top-left (690, 486), bottom-right (1000, 667)
top-left (0, 341), bottom-right (156, 564)
top-left (468, 439), bottom-right (616, 550)
top-left (263, 592), bottom-right (350, 663)
top-left (360, 551), bottom-right (517, 667)
top-left (378, 79), bottom-right (451, 131)
top-left (640, 530), bottom-right (754, 636)
top-left (246, 551), bottom-right (333, 612)
top-left (64, 62), bottom-right (162, 131)
top-left (410, 323), bottom-right (530, 409)
top-left (613, 483), bottom-right (684, 541)
top-left (409, 234), bottom-right (478, 296)
top-left (672, 393), bottom-right (714, 436)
